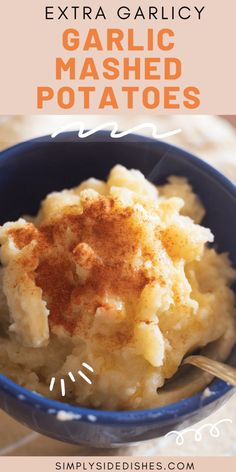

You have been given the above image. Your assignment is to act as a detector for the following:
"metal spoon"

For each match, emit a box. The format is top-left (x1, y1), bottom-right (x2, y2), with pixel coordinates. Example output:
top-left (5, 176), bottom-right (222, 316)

top-left (182, 355), bottom-right (236, 387)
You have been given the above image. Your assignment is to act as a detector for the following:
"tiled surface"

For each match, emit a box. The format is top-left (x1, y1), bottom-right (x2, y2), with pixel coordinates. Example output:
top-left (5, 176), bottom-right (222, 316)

top-left (0, 115), bottom-right (236, 456)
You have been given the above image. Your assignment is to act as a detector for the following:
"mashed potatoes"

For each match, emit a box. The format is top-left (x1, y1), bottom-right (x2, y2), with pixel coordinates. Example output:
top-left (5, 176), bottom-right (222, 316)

top-left (0, 165), bottom-right (235, 410)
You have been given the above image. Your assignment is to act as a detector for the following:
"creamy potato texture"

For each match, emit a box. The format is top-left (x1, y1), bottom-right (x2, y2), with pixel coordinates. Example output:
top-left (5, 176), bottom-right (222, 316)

top-left (0, 166), bottom-right (235, 410)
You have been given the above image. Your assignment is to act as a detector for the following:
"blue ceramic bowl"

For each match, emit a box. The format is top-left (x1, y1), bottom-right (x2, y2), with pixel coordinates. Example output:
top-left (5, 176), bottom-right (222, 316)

top-left (0, 131), bottom-right (235, 447)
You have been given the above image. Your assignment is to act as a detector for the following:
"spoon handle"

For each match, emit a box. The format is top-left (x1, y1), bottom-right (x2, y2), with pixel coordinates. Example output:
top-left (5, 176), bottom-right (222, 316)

top-left (183, 355), bottom-right (236, 387)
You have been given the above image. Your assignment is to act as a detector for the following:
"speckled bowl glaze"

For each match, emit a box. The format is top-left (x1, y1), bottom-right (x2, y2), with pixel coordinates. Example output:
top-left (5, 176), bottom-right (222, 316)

top-left (0, 131), bottom-right (235, 447)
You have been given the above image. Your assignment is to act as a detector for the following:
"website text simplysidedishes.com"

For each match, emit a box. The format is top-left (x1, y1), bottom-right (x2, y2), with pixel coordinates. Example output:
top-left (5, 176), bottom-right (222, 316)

top-left (55, 462), bottom-right (195, 471)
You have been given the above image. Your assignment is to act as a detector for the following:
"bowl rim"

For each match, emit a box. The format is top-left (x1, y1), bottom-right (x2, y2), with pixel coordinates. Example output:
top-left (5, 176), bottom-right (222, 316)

top-left (0, 131), bottom-right (235, 426)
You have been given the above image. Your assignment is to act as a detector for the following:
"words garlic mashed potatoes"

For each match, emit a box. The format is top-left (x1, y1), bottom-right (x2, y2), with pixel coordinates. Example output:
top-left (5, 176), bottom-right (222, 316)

top-left (0, 166), bottom-right (235, 410)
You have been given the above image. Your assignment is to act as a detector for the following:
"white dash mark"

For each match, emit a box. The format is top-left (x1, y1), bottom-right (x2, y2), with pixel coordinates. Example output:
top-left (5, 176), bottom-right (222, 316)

top-left (49, 377), bottom-right (55, 392)
top-left (18, 394), bottom-right (25, 400)
top-left (78, 370), bottom-right (92, 385)
top-left (51, 121), bottom-right (182, 141)
top-left (60, 378), bottom-right (66, 397)
top-left (82, 362), bottom-right (94, 373)
top-left (68, 372), bottom-right (76, 382)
